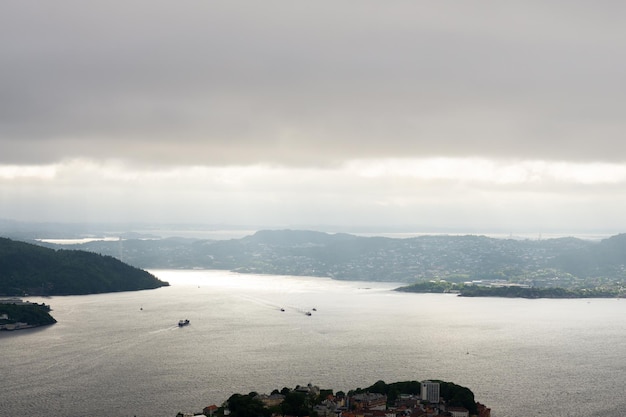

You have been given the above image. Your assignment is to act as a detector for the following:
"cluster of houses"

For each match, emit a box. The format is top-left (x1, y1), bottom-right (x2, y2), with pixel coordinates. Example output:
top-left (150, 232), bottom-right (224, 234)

top-left (179, 382), bottom-right (491, 417)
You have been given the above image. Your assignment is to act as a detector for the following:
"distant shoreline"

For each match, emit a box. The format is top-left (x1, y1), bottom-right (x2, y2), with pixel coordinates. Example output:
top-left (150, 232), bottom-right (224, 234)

top-left (395, 283), bottom-right (624, 299)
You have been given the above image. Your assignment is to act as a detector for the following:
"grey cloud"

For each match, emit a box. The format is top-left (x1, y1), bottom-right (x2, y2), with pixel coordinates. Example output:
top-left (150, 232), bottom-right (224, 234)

top-left (2, 1), bottom-right (626, 166)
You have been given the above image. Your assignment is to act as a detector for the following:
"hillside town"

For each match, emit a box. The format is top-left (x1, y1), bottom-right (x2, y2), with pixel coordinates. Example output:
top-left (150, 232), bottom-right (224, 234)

top-left (36, 230), bottom-right (626, 293)
top-left (177, 381), bottom-right (491, 417)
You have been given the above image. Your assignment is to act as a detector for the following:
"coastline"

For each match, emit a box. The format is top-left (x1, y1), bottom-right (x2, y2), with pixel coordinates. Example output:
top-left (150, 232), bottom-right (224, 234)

top-left (0, 299), bottom-right (57, 331)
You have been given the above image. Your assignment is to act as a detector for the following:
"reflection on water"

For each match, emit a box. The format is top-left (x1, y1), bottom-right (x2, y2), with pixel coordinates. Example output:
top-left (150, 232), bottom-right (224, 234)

top-left (1, 269), bottom-right (624, 417)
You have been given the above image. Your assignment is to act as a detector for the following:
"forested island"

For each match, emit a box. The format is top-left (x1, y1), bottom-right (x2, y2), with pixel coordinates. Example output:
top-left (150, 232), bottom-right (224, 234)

top-left (0, 237), bottom-right (169, 296)
top-left (0, 300), bottom-right (56, 330)
top-left (180, 380), bottom-right (489, 417)
top-left (394, 281), bottom-right (623, 298)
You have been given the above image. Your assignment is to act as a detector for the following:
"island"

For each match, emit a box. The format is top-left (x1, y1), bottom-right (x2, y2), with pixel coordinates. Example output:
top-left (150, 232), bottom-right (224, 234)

top-left (0, 298), bottom-right (56, 330)
top-left (177, 380), bottom-right (491, 417)
top-left (394, 280), bottom-right (624, 298)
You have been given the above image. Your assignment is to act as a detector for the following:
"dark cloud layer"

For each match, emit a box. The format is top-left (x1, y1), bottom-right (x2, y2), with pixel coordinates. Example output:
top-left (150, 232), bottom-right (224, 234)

top-left (2, 1), bottom-right (626, 166)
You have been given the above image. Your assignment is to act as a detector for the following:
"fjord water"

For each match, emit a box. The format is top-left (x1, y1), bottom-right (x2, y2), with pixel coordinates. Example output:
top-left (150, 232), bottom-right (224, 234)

top-left (1, 270), bottom-right (624, 417)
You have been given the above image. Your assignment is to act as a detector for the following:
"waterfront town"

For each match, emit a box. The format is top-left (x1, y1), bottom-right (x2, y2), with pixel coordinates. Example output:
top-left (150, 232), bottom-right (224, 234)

top-left (176, 381), bottom-right (491, 417)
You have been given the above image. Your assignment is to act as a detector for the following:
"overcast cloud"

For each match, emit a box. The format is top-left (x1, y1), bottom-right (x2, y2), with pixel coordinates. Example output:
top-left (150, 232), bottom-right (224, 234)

top-left (2, 1), bottom-right (626, 234)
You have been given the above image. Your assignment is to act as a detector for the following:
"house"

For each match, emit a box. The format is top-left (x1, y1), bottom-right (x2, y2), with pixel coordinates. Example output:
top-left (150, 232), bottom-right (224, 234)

top-left (446, 406), bottom-right (469, 417)
top-left (203, 404), bottom-right (218, 416)
top-left (395, 394), bottom-right (419, 409)
top-left (256, 393), bottom-right (285, 408)
top-left (295, 383), bottom-right (321, 396)
top-left (350, 393), bottom-right (387, 411)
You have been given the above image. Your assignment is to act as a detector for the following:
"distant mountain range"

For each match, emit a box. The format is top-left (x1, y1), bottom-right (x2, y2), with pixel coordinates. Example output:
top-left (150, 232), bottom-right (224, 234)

top-left (28, 229), bottom-right (626, 288)
top-left (0, 237), bottom-right (169, 296)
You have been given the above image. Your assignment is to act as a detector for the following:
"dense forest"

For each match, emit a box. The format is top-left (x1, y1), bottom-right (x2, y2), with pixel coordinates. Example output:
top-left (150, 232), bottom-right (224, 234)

top-left (0, 237), bottom-right (169, 296)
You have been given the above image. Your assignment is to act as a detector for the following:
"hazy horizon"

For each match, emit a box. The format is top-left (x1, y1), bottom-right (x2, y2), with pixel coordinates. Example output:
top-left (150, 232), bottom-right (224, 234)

top-left (3, 2), bottom-right (626, 232)
top-left (1, 217), bottom-right (619, 242)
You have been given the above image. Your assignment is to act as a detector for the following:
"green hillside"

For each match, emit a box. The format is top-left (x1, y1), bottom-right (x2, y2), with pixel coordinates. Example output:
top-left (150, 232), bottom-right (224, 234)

top-left (0, 237), bottom-right (168, 296)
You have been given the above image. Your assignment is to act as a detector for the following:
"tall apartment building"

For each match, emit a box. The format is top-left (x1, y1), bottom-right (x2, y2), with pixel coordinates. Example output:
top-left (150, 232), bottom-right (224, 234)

top-left (420, 381), bottom-right (440, 403)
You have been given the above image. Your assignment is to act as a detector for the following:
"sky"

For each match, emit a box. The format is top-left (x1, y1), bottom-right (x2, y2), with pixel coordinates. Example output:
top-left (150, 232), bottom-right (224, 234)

top-left (2, 1), bottom-right (626, 235)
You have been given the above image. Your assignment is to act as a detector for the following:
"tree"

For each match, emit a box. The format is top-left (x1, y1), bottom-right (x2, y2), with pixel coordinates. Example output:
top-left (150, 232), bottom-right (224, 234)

top-left (280, 391), bottom-right (311, 417)
top-left (439, 381), bottom-right (477, 415)
top-left (226, 393), bottom-right (270, 417)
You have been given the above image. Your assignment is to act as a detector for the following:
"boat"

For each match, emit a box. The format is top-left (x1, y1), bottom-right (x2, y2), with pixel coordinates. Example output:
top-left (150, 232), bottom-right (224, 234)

top-left (178, 319), bottom-right (190, 327)
top-left (305, 311), bottom-right (312, 316)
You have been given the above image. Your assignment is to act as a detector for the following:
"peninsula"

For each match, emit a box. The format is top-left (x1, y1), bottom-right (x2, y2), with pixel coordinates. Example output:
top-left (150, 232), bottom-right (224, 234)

top-left (178, 380), bottom-right (490, 417)
top-left (0, 237), bottom-right (169, 296)
top-left (394, 280), bottom-right (624, 298)
top-left (0, 299), bottom-right (56, 331)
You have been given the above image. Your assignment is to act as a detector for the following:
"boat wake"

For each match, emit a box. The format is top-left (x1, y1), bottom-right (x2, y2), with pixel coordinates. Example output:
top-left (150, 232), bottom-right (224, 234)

top-left (235, 294), bottom-right (316, 316)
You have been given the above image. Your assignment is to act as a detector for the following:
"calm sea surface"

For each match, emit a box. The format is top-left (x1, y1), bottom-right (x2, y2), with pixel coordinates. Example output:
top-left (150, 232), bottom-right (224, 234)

top-left (1, 269), bottom-right (624, 417)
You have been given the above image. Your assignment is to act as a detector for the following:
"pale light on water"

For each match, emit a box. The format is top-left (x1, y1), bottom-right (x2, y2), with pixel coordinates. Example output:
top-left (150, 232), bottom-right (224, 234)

top-left (1, 269), bottom-right (624, 417)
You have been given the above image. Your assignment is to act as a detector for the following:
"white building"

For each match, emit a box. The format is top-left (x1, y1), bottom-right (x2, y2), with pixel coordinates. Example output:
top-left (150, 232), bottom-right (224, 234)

top-left (420, 381), bottom-right (440, 403)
